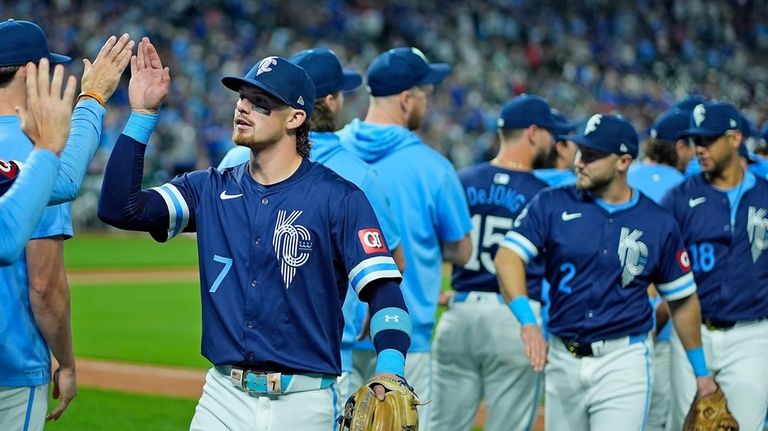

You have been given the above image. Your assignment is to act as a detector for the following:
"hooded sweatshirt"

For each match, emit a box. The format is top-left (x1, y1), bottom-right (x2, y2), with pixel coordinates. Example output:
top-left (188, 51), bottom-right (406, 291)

top-left (339, 119), bottom-right (472, 352)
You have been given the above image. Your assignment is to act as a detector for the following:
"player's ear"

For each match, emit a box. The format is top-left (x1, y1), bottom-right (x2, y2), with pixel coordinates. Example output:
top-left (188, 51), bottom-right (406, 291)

top-left (616, 154), bottom-right (633, 172)
top-left (286, 108), bottom-right (307, 131)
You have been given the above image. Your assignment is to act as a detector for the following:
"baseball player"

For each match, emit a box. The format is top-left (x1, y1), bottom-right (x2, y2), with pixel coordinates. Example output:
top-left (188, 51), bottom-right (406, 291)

top-left (217, 47), bottom-right (405, 409)
top-left (98, 39), bottom-right (411, 430)
top-left (664, 102), bottom-right (768, 431)
top-left (338, 47), bottom-right (473, 430)
top-left (0, 21), bottom-right (133, 429)
top-left (626, 107), bottom-right (693, 431)
top-left (495, 114), bottom-right (717, 431)
top-left (430, 95), bottom-right (556, 431)
top-left (534, 111), bottom-right (578, 187)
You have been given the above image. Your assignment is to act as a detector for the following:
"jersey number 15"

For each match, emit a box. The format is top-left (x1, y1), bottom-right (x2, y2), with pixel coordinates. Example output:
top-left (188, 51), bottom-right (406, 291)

top-left (465, 214), bottom-right (513, 274)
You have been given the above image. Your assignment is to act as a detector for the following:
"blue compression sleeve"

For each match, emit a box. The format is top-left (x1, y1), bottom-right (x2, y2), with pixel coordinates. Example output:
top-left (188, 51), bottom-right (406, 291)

top-left (49, 100), bottom-right (105, 204)
top-left (97, 133), bottom-right (172, 239)
top-left (0, 149), bottom-right (59, 264)
top-left (359, 279), bottom-right (411, 376)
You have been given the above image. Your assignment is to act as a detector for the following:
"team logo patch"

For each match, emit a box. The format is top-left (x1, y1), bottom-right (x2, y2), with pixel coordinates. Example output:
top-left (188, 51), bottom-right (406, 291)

top-left (676, 249), bottom-right (691, 272)
top-left (358, 228), bottom-right (388, 254)
top-left (257, 56), bottom-right (278, 76)
top-left (584, 114), bottom-right (602, 135)
top-left (693, 104), bottom-right (706, 127)
top-left (273, 210), bottom-right (313, 288)
top-left (0, 160), bottom-right (20, 179)
top-left (747, 206), bottom-right (768, 263)
top-left (618, 227), bottom-right (648, 287)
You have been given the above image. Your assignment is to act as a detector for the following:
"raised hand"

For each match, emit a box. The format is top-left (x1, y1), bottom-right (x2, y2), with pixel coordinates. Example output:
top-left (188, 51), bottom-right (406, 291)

top-left (80, 33), bottom-right (134, 104)
top-left (16, 58), bottom-right (77, 155)
top-left (129, 37), bottom-right (170, 113)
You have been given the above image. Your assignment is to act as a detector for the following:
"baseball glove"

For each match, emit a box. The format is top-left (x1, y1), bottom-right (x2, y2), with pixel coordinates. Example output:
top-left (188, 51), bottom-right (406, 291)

top-left (683, 385), bottom-right (739, 431)
top-left (337, 376), bottom-right (420, 431)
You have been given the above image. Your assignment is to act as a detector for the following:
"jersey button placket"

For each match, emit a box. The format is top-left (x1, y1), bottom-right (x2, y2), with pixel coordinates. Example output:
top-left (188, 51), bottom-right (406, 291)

top-left (261, 197), bottom-right (269, 205)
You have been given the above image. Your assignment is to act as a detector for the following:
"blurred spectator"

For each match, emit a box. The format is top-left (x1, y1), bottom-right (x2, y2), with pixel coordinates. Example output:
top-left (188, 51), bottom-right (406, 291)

top-left (5, 0), bottom-right (768, 226)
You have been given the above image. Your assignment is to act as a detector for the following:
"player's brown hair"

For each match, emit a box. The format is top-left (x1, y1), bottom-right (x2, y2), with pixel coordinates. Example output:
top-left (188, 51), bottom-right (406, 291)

top-left (311, 96), bottom-right (337, 133)
top-left (0, 65), bottom-right (21, 88)
top-left (644, 138), bottom-right (678, 167)
top-left (295, 120), bottom-right (312, 158)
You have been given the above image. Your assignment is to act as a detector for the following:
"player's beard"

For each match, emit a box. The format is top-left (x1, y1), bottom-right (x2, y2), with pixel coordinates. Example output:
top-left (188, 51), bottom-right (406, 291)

top-left (576, 167), bottom-right (614, 194)
top-left (232, 129), bottom-right (278, 153)
top-left (406, 108), bottom-right (425, 131)
top-left (532, 147), bottom-right (550, 170)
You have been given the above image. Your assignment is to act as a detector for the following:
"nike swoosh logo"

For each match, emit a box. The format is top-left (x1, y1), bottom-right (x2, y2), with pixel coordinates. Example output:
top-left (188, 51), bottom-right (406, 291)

top-left (561, 211), bottom-right (582, 221)
top-left (688, 197), bottom-right (706, 208)
top-left (220, 191), bottom-right (243, 200)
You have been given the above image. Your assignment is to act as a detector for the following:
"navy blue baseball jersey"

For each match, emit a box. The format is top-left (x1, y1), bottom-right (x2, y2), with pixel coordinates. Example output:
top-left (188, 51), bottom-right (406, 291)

top-left (101, 135), bottom-right (402, 376)
top-left (452, 163), bottom-right (548, 300)
top-left (502, 186), bottom-right (696, 342)
top-left (661, 172), bottom-right (768, 321)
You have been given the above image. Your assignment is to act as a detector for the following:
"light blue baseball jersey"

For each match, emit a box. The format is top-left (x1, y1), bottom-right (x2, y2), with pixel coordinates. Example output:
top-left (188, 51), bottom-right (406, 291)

top-left (533, 168), bottom-right (577, 187)
top-left (0, 117), bottom-right (73, 387)
top-left (217, 131), bottom-right (402, 371)
top-left (661, 172), bottom-right (768, 321)
top-left (628, 162), bottom-right (685, 341)
top-left (502, 186), bottom-right (696, 342)
top-left (100, 134), bottom-right (402, 375)
top-left (339, 119), bottom-right (472, 352)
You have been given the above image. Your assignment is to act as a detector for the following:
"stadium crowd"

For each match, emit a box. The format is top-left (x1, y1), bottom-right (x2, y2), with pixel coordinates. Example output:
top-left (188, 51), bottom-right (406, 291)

top-left (4, 0), bottom-right (768, 225)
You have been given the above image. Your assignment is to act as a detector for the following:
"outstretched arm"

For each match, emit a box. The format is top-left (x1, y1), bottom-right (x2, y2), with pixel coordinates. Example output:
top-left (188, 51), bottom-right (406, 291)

top-left (49, 34), bottom-right (134, 203)
top-left (97, 37), bottom-right (176, 240)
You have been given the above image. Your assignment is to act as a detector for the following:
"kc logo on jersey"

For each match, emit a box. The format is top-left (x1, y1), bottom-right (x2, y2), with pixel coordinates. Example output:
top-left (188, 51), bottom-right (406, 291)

top-left (358, 228), bottom-right (388, 254)
top-left (747, 206), bottom-right (768, 262)
top-left (273, 210), bottom-right (313, 288)
top-left (618, 227), bottom-right (649, 287)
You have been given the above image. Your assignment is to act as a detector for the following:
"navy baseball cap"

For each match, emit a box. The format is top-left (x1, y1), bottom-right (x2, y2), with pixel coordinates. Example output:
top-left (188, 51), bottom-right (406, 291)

top-left (222, 56), bottom-right (316, 119)
top-left (0, 19), bottom-right (71, 67)
top-left (289, 48), bottom-right (362, 99)
top-left (551, 111), bottom-right (576, 138)
top-left (497, 95), bottom-right (558, 131)
top-left (672, 95), bottom-right (707, 112)
top-left (679, 102), bottom-right (740, 139)
top-left (366, 47), bottom-right (451, 97)
top-left (568, 114), bottom-right (639, 158)
top-left (649, 108), bottom-right (689, 142)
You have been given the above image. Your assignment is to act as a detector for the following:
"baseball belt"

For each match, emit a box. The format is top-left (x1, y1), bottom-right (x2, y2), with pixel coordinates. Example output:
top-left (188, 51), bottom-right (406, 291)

top-left (556, 332), bottom-right (649, 358)
top-left (215, 365), bottom-right (336, 395)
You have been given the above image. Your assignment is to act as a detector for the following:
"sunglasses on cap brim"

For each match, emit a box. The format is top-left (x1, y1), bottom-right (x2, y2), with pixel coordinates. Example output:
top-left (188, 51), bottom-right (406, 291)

top-left (577, 145), bottom-right (613, 164)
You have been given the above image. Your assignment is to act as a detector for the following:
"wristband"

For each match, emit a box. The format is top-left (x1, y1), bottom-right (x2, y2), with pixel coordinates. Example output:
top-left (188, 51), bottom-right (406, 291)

top-left (509, 296), bottom-right (537, 326)
top-left (77, 91), bottom-right (106, 107)
top-left (123, 111), bottom-right (159, 145)
top-left (685, 346), bottom-right (710, 377)
top-left (374, 349), bottom-right (405, 376)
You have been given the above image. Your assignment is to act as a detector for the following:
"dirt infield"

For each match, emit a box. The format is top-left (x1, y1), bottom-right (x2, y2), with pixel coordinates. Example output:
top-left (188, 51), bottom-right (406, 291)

top-left (67, 268), bottom-right (199, 284)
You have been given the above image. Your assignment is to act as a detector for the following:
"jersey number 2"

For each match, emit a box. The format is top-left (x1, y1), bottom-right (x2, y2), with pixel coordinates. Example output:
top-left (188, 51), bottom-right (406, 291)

top-left (210, 255), bottom-right (233, 293)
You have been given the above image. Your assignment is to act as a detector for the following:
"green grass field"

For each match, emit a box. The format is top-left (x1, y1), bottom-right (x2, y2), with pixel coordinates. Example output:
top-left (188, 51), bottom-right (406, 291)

top-left (46, 387), bottom-right (196, 431)
top-left (65, 232), bottom-right (198, 269)
top-left (71, 282), bottom-right (207, 369)
top-left (59, 233), bottom-right (478, 430)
